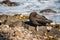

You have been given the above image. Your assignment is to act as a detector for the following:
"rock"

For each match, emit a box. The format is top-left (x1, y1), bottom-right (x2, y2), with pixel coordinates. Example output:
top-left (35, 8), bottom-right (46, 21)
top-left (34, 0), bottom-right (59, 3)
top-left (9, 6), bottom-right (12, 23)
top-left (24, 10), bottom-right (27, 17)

top-left (48, 28), bottom-right (60, 38)
top-left (14, 14), bottom-right (21, 16)
top-left (9, 21), bottom-right (25, 27)
top-left (0, 14), bottom-right (28, 26)
top-left (40, 9), bottom-right (57, 13)
top-left (0, 0), bottom-right (19, 6)
top-left (8, 2), bottom-right (19, 6)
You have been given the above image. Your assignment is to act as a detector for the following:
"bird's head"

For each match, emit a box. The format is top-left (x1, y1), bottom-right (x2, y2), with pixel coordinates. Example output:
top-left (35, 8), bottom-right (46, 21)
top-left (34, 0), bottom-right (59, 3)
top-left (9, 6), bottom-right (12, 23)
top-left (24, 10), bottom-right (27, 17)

top-left (30, 12), bottom-right (37, 17)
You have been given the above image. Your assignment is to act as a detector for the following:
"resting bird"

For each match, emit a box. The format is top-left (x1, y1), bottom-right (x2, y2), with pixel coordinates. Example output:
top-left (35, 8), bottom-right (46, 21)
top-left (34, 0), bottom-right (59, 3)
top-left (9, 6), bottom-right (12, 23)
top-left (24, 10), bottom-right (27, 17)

top-left (29, 12), bottom-right (52, 31)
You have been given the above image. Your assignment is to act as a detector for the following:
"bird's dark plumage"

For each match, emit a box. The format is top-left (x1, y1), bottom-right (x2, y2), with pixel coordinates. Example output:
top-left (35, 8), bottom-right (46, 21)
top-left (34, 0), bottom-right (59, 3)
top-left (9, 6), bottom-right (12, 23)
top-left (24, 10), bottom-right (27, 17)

top-left (29, 12), bottom-right (52, 31)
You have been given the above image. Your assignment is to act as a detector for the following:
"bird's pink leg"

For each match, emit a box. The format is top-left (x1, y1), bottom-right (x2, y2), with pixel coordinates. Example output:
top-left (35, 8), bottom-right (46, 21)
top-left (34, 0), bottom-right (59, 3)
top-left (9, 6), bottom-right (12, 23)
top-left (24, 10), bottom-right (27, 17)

top-left (35, 26), bottom-right (39, 31)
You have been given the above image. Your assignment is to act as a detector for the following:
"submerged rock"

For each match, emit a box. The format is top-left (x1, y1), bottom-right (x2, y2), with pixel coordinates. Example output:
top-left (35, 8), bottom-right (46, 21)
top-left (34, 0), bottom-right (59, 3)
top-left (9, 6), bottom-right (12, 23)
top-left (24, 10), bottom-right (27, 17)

top-left (0, 14), bottom-right (8, 21)
top-left (40, 9), bottom-right (57, 13)
top-left (0, 0), bottom-right (19, 6)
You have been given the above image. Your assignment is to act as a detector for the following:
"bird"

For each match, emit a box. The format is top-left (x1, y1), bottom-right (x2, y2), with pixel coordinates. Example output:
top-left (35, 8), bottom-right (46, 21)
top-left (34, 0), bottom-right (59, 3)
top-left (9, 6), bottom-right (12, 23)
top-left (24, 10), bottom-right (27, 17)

top-left (29, 12), bottom-right (52, 31)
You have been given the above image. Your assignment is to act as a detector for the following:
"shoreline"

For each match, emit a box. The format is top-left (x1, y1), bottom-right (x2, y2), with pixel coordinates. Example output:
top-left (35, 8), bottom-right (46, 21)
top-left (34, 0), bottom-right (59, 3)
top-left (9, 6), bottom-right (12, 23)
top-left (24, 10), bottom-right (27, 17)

top-left (0, 13), bottom-right (60, 40)
top-left (0, 13), bottom-right (60, 24)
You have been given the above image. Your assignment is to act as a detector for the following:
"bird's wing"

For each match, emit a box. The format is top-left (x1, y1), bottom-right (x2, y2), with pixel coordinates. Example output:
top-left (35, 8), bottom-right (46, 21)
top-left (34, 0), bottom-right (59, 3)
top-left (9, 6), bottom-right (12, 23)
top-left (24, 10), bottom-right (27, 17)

top-left (36, 15), bottom-right (47, 20)
top-left (36, 18), bottom-right (45, 22)
top-left (32, 18), bottom-right (41, 25)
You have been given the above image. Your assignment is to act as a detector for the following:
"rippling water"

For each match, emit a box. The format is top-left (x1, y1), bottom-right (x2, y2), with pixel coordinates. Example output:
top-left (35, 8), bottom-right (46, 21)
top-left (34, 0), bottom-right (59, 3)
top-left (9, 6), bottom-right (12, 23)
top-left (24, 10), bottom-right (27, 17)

top-left (0, 0), bottom-right (60, 24)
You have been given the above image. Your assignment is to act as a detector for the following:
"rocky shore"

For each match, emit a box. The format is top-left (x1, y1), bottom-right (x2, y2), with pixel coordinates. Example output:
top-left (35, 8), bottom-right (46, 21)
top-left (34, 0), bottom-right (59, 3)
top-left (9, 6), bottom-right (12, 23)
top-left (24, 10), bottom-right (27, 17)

top-left (0, 14), bottom-right (60, 40)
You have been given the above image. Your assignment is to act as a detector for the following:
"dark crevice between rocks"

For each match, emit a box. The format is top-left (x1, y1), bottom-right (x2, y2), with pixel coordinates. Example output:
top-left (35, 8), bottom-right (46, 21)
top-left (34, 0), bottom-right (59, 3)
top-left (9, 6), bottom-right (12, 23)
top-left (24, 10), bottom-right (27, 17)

top-left (0, 22), bottom-right (2, 25)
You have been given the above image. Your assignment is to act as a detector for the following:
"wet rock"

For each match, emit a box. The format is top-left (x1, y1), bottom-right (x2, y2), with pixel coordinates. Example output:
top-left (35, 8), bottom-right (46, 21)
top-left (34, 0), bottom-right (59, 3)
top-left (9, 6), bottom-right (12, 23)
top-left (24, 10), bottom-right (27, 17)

top-left (40, 9), bottom-right (57, 13)
top-left (5, 16), bottom-right (20, 25)
top-left (0, 25), bottom-right (59, 40)
top-left (0, 14), bottom-right (28, 25)
top-left (14, 30), bottom-right (21, 36)
top-left (47, 26), bottom-right (52, 30)
top-left (0, 14), bottom-right (8, 21)
top-left (0, 15), bottom-right (17, 25)
top-left (0, 15), bottom-right (9, 25)
top-left (0, 0), bottom-right (19, 6)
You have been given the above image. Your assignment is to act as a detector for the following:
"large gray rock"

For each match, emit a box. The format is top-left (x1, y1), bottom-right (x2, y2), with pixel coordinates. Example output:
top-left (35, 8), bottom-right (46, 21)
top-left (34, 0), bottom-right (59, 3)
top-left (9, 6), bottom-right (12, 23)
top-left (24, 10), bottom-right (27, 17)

top-left (9, 21), bottom-right (25, 27)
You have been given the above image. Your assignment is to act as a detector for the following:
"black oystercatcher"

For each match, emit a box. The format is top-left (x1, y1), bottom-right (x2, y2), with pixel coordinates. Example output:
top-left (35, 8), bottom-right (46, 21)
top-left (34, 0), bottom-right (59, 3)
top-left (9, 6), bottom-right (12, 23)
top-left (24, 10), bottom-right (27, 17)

top-left (29, 12), bottom-right (52, 31)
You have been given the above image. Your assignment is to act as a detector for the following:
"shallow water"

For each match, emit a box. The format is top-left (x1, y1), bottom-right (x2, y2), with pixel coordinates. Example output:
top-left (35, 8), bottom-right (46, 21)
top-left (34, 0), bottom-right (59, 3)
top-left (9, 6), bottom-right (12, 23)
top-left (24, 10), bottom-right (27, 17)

top-left (0, 0), bottom-right (60, 24)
